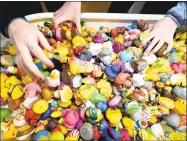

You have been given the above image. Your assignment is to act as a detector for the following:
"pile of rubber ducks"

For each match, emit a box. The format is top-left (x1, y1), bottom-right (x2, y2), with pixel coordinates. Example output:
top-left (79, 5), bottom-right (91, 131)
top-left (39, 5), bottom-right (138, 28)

top-left (0, 19), bottom-right (186, 141)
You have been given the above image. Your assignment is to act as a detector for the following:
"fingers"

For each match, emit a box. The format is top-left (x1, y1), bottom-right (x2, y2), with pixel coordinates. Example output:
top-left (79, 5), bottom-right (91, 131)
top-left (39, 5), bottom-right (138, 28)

top-left (21, 54), bottom-right (44, 80)
top-left (144, 37), bottom-right (159, 55)
top-left (142, 33), bottom-right (154, 46)
top-left (16, 56), bottom-right (26, 75)
top-left (19, 47), bottom-right (44, 80)
top-left (164, 41), bottom-right (172, 55)
top-left (29, 44), bottom-right (54, 68)
top-left (74, 17), bottom-right (81, 33)
top-left (150, 40), bottom-right (165, 54)
top-left (37, 32), bottom-right (52, 52)
top-left (53, 15), bottom-right (68, 29)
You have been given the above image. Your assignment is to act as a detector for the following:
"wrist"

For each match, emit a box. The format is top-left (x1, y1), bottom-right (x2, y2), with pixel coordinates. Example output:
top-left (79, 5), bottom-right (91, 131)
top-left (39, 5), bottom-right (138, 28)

top-left (165, 16), bottom-right (178, 28)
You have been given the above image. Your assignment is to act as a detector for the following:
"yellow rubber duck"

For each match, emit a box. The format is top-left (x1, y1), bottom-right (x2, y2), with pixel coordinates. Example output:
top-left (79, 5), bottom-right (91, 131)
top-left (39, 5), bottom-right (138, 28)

top-left (49, 131), bottom-right (64, 141)
top-left (54, 86), bottom-right (73, 108)
top-left (158, 97), bottom-right (175, 114)
top-left (0, 45), bottom-right (17, 56)
top-left (72, 35), bottom-right (86, 48)
top-left (78, 85), bottom-right (97, 101)
top-left (106, 108), bottom-right (122, 127)
top-left (9, 84), bottom-right (24, 100)
top-left (173, 98), bottom-right (186, 115)
top-left (96, 79), bottom-right (112, 100)
top-left (2, 123), bottom-right (17, 140)
top-left (4, 76), bottom-right (22, 88)
top-left (170, 73), bottom-right (186, 87)
top-left (53, 46), bottom-right (71, 63)
top-left (0, 73), bottom-right (8, 89)
top-left (22, 75), bottom-right (33, 85)
top-left (122, 116), bottom-right (136, 138)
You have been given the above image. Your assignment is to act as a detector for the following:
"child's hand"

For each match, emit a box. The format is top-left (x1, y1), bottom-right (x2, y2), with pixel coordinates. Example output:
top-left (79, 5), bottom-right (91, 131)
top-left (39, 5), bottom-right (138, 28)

top-left (8, 19), bottom-right (54, 80)
top-left (53, 2), bottom-right (81, 33)
top-left (142, 17), bottom-right (177, 56)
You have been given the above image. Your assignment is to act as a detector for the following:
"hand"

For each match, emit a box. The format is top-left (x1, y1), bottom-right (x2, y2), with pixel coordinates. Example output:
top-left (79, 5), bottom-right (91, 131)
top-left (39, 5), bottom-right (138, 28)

top-left (142, 17), bottom-right (177, 56)
top-left (8, 19), bottom-right (54, 80)
top-left (53, 2), bottom-right (81, 33)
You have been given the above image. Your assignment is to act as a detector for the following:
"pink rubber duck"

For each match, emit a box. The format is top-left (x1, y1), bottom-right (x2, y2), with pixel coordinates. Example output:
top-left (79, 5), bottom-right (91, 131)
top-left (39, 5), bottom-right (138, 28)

top-left (23, 83), bottom-right (42, 97)
top-left (63, 109), bottom-right (80, 131)
top-left (170, 62), bottom-right (186, 73)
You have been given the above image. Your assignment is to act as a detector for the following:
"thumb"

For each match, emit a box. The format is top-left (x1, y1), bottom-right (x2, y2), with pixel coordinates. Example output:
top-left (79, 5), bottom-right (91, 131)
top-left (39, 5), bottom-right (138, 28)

top-left (74, 17), bottom-right (81, 34)
top-left (53, 15), bottom-right (68, 29)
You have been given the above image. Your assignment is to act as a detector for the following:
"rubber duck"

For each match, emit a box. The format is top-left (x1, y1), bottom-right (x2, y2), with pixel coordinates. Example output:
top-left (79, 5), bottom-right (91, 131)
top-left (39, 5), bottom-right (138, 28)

top-left (54, 85), bottom-right (73, 108)
top-left (80, 123), bottom-right (94, 140)
top-left (119, 50), bottom-right (134, 63)
top-left (33, 130), bottom-right (50, 141)
top-left (0, 73), bottom-right (8, 89)
top-left (173, 99), bottom-right (186, 115)
top-left (42, 87), bottom-right (53, 101)
top-left (2, 123), bottom-right (17, 140)
top-left (98, 49), bottom-right (113, 65)
top-left (8, 97), bottom-right (24, 110)
top-left (65, 129), bottom-right (80, 140)
top-left (165, 113), bottom-right (186, 132)
top-left (21, 75), bottom-right (33, 85)
top-left (172, 85), bottom-right (186, 99)
top-left (112, 41), bottom-right (124, 53)
top-left (69, 58), bottom-right (94, 75)
top-left (16, 125), bottom-right (35, 141)
top-left (86, 42), bottom-right (103, 56)
top-left (13, 113), bottom-right (26, 127)
top-left (122, 116), bottom-right (136, 138)
top-left (0, 45), bottom-right (17, 55)
top-left (45, 69), bottom-right (60, 87)
top-left (128, 29), bottom-right (141, 41)
top-left (128, 88), bottom-right (148, 103)
top-left (124, 100), bottom-right (142, 121)
top-left (137, 20), bottom-right (149, 31)
top-left (4, 75), bottom-right (21, 88)
top-left (78, 50), bottom-right (92, 61)
top-left (170, 73), bottom-right (186, 86)
top-left (78, 85), bottom-right (97, 101)
top-left (115, 73), bottom-right (132, 89)
top-left (127, 46), bottom-right (142, 59)
top-left (82, 76), bottom-right (96, 85)
top-left (32, 99), bottom-right (49, 114)
top-left (106, 108), bottom-right (122, 127)
top-left (110, 28), bottom-right (118, 38)
top-left (108, 95), bottom-right (122, 107)
top-left (169, 131), bottom-right (186, 141)
top-left (94, 33), bottom-right (104, 43)
top-left (93, 124), bottom-right (102, 140)
top-left (53, 45), bottom-right (71, 63)
top-left (23, 82), bottom-right (41, 97)
top-left (85, 107), bottom-right (103, 124)
top-left (0, 54), bottom-right (15, 67)
top-left (96, 79), bottom-right (112, 99)
top-left (170, 62), bottom-right (186, 73)
top-left (104, 65), bottom-right (120, 79)
top-left (0, 108), bottom-right (12, 122)
top-left (72, 74), bottom-right (82, 88)
top-left (62, 109), bottom-right (79, 130)
top-left (168, 52), bottom-right (182, 63)
top-left (158, 97), bottom-right (175, 114)
top-left (24, 109), bottom-right (41, 126)
top-left (72, 35), bottom-right (86, 48)
top-left (131, 73), bottom-right (145, 87)
top-left (23, 96), bottom-right (39, 109)
top-left (89, 91), bottom-right (106, 104)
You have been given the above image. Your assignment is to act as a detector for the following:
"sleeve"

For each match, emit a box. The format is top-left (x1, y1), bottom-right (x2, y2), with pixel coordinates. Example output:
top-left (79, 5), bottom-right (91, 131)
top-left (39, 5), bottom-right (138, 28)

top-left (166, 2), bottom-right (187, 26)
top-left (0, 2), bottom-right (43, 38)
